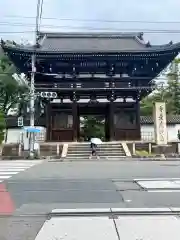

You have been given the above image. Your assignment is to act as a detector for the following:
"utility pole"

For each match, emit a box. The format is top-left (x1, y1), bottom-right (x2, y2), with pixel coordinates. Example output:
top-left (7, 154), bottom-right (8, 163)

top-left (29, 0), bottom-right (42, 158)
top-left (29, 54), bottom-right (36, 158)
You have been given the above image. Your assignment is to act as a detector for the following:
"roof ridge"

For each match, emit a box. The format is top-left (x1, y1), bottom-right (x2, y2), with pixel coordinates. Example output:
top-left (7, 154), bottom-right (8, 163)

top-left (38, 31), bottom-right (143, 38)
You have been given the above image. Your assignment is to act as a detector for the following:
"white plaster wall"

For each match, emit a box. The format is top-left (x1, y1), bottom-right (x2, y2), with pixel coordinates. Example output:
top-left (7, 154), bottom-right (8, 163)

top-left (5, 127), bottom-right (46, 144)
top-left (5, 129), bottom-right (21, 144)
top-left (141, 124), bottom-right (180, 142)
top-left (5, 124), bottom-right (180, 143)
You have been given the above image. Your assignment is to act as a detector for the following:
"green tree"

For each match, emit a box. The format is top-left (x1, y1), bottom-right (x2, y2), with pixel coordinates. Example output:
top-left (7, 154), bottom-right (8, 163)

top-left (166, 60), bottom-right (180, 114)
top-left (0, 111), bottom-right (5, 144)
top-left (140, 92), bottom-right (163, 116)
top-left (140, 59), bottom-right (180, 116)
top-left (81, 115), bottom-right (105, 140)
top-left (0, 55), bottom-right (29, 115)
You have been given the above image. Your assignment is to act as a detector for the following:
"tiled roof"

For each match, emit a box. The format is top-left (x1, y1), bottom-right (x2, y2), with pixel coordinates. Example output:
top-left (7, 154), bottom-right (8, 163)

top-left (38, 32), bottom-right (180, 53)
top-left (140, 115), bottom-right (180, 124)
top-left (38, 32), bottom-right (148, 52)
top-left (1, 32), bottom-right (180, 54)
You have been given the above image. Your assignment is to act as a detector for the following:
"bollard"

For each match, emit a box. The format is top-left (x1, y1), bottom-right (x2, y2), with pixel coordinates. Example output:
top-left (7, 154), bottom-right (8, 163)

top-left (132, 142), bottom-right (136, 155)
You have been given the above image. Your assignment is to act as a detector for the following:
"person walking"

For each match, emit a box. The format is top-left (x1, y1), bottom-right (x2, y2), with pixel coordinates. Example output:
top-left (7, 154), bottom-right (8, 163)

top-left (89, 138), bottom-right (102, 159)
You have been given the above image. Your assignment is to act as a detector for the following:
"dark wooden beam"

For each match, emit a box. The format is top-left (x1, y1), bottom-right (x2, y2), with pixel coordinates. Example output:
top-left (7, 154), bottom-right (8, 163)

top-left (109, 101), bottom-right (115, 141)
top-left (72, 101), bottom-right (78, 141)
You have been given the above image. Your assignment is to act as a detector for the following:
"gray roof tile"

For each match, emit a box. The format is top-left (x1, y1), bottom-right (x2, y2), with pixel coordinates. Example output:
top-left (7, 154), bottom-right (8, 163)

top-left (140, 115), bottom-right (180, 124)
top-left (1, 32), bottom-right (180, 54)
top-left (38, 32), bottom-right (149, 52)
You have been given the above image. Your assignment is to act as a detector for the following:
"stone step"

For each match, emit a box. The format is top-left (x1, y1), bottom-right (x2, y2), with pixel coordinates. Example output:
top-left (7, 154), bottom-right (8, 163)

top-left (68, 147), bottom-right (123, 150)
top-left (68, 150), bottom-right (124, 154)
top-left (66, 142), bottom-right (126, 158)
top-left (68, 143), bottom-right (123, 145)
top-left (67, 153), bottom-right (125, 156)
top-left (68, 144), bottom-right (122, 148)
top-left (65, 156), bottom-right (125, 160)
top-left (68, 149), bottom-right (124, 153)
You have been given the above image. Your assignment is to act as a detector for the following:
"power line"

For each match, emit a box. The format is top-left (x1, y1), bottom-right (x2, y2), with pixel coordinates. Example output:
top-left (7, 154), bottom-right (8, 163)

top-left (1, 20), bottom-right (180, 31)
top-left (0, 20), bottom-right (180, 34)
top-left (2, 14), bottom-right (180, 24)
top-left (1, 28), bottom-right (180, 34)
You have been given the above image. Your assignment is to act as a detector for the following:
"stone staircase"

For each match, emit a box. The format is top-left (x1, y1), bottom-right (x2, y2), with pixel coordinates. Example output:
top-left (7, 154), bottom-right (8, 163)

top-left (65, 142), bottom-right (127, 161)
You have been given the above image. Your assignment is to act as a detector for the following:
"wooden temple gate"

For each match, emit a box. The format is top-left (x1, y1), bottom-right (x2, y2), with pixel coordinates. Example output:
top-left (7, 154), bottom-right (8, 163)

top-left (46, 102), bottom-right (140, 142)
top-left (2, 32), bottom-right (180, 142)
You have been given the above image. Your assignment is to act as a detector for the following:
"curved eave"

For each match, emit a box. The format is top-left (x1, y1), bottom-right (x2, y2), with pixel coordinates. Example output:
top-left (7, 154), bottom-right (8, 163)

top-left (1, 42), bottom-right (180, 56)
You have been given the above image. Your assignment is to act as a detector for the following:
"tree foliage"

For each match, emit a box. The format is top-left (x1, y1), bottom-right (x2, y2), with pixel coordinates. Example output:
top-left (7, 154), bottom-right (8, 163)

top-left (0, 111), bottom-right (5, 144)
top-left (81, 115), bottom-right (105, 140)
top-left (140, 59), bottom-right (180, 116)
top-left (0, 55), bottom-right (29, 115)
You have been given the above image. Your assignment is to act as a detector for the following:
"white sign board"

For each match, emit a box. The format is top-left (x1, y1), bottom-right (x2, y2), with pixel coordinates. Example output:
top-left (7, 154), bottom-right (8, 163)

top-left (17, 116), bottom-right (23, 127)
top-left (154, 102), bottom-right (167, 145)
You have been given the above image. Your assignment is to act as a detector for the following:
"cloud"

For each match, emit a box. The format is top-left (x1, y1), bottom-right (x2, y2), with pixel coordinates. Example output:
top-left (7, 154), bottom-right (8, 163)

top-left (0, 0), bottom-right (180, 43)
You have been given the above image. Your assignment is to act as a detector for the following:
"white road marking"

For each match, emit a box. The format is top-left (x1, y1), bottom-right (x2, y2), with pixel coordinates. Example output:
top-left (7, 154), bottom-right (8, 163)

top-left (0, 164), bottom-right (35, 167)
top-left (137, 180), bottom-right (180, 189)
top-left (134, 178), bottom-right (180, 181)
top-left (0, 172), bottom-right (18, 175)
top-left (0, 167), bottom-right (31, 169)
top-left (0, 168), bottom-right (28, 172)
top-left (148, 190), bottom-right (180, 193)
top-left (0, 176), bottom-right (11, 179)
top-left (110, 208), bottom-right (171, 213)
top-left (0, 160), bottom-right (42, 183)
top-left (136, 178), bottom-right (180, 193)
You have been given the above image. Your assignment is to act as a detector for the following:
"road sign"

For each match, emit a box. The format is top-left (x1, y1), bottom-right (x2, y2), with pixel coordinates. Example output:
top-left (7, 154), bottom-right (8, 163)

top-left (18, 116), bottom-right (23, 127)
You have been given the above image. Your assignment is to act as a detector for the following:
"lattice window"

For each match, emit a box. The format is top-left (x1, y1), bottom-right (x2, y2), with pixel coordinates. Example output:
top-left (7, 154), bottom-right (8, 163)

top-left (114, 111), bottom-right (136, 128)
top-left (52, 113), bottom-right (73, 129)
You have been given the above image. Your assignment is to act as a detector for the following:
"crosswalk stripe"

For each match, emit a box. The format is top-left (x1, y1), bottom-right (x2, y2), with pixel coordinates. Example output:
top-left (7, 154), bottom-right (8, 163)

top-left (0, 163), bottom-right (35, 166)
top-left (0, 165), bottom-right (33, 168)
top-left (148, 190), bottom-right (180, 193)
top-left (4, 160), bottom-right (42, 163)
top-left (0, 160), bottom-right (42, 183)
top-left (0, 176), bottom-right (11, 179)
top-left (0, 172), bottom-right (19, 175)
top-left (0, 169), bottom-right (29, 172)
top-left (0, 167), bottom-right (32, 169)
top-left (0, 165), bottom-right (36, 168)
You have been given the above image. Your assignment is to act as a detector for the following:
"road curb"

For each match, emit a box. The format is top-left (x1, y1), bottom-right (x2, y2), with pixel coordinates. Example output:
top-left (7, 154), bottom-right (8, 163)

top-left (49, 207), bottom-right (180, 217)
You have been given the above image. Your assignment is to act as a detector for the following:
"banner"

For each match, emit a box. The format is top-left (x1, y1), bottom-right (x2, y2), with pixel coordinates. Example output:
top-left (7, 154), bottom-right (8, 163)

top-left (153, 102), bottom-right (167, 145)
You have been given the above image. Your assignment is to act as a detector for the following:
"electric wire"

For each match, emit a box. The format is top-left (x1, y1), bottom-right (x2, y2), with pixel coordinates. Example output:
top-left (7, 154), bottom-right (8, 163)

top-left (1, 28), bottom-right (180, 34)
top-left (2, 15), bottom-right (180, 25)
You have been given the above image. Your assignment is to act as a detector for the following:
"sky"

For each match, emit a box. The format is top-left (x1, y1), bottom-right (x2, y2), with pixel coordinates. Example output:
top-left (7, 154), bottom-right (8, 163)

top-left (0, 0), bottom-right (180, 44)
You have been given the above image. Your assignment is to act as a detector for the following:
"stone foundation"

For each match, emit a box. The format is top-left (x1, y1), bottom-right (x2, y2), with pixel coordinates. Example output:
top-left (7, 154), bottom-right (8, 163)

top-left (1, 143), bottom-right (63, 159)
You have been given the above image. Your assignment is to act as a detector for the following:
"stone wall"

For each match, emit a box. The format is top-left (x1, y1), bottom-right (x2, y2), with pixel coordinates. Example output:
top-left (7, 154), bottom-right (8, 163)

top-left (1, 143), bottom-right (63, 159)
top-left (127, 142), bottom-right (179, 156)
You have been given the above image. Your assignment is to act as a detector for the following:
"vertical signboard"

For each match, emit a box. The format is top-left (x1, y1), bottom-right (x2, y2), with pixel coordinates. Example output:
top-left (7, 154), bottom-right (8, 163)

top-left (154, 102), bottom-right (167, 145)
top-left (17, 116), bottom-right (23, 127)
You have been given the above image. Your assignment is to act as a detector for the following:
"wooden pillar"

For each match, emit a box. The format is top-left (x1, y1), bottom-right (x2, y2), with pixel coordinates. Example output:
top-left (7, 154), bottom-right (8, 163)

top-left (46, 101), bottom-right (51, 141)
top-left (136, 101), bottom-right (141, 140)
top-left (109, 101), bottom-right (115, 141)
top-left (72, 101), bottom-right (78, 141)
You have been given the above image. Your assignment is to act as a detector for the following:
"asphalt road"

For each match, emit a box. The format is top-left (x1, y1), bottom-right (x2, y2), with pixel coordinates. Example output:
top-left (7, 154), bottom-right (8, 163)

top-left (1, 159), bottom-right (180, 239)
